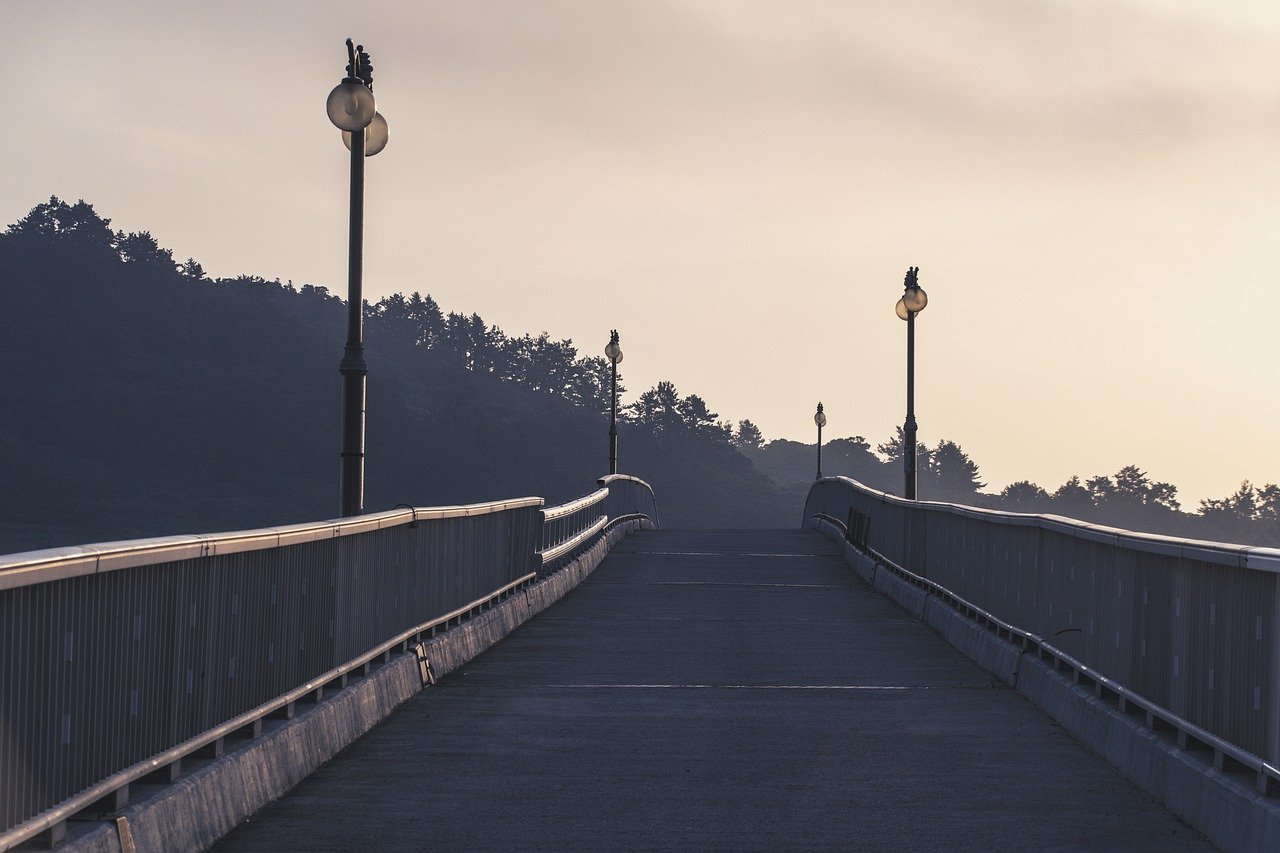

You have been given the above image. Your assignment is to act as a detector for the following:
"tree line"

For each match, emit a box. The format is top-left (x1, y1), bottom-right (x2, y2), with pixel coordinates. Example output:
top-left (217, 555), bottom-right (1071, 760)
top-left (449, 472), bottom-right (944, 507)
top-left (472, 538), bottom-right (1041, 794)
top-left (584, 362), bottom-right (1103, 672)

top-left (8, 198), bottom-right (736, 435)
top-left (1, 197), bottom-right (798, 548)
top-left (735, 415), bottom-right (1279, 546)
top-left (6, 197), bottom-right (1276, 547)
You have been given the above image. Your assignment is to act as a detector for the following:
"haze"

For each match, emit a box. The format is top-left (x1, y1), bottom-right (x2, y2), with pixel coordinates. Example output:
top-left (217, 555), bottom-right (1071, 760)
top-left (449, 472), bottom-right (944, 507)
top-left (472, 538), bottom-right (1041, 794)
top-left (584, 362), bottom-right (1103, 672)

top-left (5, 0), bottom-right (1278, 505)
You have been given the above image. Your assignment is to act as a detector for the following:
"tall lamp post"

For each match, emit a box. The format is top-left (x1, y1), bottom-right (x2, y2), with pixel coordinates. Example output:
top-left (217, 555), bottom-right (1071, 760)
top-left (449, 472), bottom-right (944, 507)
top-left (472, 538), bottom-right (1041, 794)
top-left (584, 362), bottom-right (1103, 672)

top-left (326, 38), bottom-right (389, 516)
top-left (895, 266), bottom-right (928, 499)
top-left (814, 402), bottom-right (826, 480)
top-left (605, 330), bottom-right (623, 474)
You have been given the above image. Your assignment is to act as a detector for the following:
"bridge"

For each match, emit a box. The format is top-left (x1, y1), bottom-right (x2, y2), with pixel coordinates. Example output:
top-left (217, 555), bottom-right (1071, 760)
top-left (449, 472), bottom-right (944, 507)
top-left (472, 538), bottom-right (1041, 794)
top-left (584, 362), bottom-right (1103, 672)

top-left (2, 475), bottom-right (1279, 849)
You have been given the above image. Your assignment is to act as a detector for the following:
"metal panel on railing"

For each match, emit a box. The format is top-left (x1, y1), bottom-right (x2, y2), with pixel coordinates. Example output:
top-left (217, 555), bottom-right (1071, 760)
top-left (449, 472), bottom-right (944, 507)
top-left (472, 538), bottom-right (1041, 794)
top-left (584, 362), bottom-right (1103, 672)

top-left (0, 475), bottom-right (657, 846)
top-left (803, 476), bottom-right (1280, 770)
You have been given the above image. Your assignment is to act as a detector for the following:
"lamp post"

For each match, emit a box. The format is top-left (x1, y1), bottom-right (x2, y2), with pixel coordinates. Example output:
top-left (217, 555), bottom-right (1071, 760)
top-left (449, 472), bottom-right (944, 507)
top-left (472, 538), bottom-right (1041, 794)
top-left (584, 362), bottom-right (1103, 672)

top-left (814, 402), bottom-right (826, 480)
top-left (605, 330), bottom-right (623, 474)
top-left (326, 38), bottom-right (389, 517)
top-left (895, 266), bottom-right (928, 500)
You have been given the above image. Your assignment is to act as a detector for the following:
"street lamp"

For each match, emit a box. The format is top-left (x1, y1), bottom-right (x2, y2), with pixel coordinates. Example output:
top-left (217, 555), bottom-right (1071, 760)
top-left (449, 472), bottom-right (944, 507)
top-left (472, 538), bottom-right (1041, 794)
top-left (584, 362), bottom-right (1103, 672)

top-left (895, 266), bottom-right (928, 499)
top-left (327, 38), bottom-right (389, 517)
top-left (814, 402), bottom-right (826, 480)
top-left (605, 330), bottom-right (623, 474)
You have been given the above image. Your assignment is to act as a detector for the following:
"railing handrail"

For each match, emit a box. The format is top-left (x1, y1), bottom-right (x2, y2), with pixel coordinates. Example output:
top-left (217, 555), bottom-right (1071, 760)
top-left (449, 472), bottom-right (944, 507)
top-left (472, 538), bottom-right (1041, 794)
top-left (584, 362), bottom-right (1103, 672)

top-left (596, 473), bottom-right (648, 487)
top-left (0, 496), bottom-right (546, 591)
top-left (598, 474), bottom-right (659, 527)
top-left (541, 488), bottom-right (609, 521)
top-left (812, 475), bottom-right (1280, 572)
top-left (539, 515), bottom-right (609, 564)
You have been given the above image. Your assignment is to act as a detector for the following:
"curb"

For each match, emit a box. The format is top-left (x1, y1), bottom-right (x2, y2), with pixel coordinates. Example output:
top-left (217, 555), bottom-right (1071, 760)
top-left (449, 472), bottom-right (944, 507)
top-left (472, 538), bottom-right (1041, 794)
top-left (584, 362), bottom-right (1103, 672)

top-left (67, 520), bottom-right (648, 853)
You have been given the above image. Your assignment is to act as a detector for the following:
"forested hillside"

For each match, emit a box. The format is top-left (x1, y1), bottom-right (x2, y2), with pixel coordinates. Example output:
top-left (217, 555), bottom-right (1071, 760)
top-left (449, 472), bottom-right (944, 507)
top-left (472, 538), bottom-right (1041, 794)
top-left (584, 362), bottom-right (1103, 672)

top-left (1, 197), bottom-right (1274, 553)
top-left (0, 198), bottom-right (789, 552)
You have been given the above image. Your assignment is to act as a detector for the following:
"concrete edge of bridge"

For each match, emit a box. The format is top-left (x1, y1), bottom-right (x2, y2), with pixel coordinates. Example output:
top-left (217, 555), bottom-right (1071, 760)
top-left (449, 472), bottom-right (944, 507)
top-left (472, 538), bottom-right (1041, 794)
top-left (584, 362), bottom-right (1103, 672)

top-left (64, 519), bottom-right (650, 853)
top-left (810, 518), bottom-right (1280, 852)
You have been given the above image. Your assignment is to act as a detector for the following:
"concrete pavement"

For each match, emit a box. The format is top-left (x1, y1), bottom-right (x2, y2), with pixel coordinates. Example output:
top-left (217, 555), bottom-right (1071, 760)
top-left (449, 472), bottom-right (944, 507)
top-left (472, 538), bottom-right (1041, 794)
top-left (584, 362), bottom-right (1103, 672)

top-left (217, 529), bottom-right (1209, 850)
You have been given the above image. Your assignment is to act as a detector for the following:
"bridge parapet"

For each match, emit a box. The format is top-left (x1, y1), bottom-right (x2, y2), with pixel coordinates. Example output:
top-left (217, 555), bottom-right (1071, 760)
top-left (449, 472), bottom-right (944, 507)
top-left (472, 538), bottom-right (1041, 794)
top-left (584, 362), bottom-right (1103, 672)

top-left (0, 476), bottom-right (657, 849)
top-left (805, 476), bottom-right (1280, 794)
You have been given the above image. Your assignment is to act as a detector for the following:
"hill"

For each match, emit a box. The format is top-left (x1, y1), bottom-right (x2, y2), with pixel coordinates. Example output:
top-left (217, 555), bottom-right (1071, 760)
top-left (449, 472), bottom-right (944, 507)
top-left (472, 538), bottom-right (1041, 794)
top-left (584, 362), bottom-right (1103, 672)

top-left (0, 198), bottom-right (792, 553)
top-left (3, 197), bottom-right (1275, 553)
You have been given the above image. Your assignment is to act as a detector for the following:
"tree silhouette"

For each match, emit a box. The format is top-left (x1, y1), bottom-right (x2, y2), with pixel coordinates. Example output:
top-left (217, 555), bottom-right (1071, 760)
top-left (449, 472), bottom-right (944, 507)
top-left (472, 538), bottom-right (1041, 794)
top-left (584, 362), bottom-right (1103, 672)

top-left (1259, 485), bottom-right (1280, 524)
top-left (629, 381), bottom-right (682, 433)
top-left (6, 197), bottom-right (115, 250)
top-left (1051, 476), bottom-right (1094, 519)
top-left (927, 440), bottom-right (985, 501)
top-left (178, 258), bottom-right (207, 281)
top-left (876, 425), bottom-right (931, 473)
top-left (999, 481), bottom-right (1052, 511)
top-left (734, 420), bottom-right (765, 449)
top-left (679, 394), bottom-right (730, 440)
top-left (1089, 465), bottom-right (1180, 513)
top-left (116, 231), bottom-right (176, 272)
top-left (5, 196), bottom-right (1280, 549)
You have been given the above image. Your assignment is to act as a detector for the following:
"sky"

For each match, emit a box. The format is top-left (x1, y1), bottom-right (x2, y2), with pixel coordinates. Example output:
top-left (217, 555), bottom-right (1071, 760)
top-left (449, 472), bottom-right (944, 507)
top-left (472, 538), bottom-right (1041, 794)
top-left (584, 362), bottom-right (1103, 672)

top-left (4, 0), bottom-right (1279, 506)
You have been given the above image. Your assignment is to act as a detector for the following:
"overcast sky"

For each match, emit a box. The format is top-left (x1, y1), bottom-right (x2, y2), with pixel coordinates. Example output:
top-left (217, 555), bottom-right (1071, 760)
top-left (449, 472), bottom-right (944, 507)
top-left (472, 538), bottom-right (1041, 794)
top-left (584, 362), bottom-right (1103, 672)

top-left (5, 0), bottom-right (1279, 505)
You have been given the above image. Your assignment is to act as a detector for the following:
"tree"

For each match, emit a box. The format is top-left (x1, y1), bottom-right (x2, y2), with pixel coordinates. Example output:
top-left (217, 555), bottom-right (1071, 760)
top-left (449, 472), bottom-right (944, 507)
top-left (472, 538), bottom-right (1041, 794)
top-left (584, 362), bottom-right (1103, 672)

top-left (565, 355), bottom-right (618, 414)
top-left (441, 312), bottom-right (491, 370)
top-left (1051, 475), bottom-right (1094, 520)
top-left (6, 197), bottom-right (115, 251)
top-left (927, 440), bottom-right (985, 501)
top-left (1085, 475), bottom-right (1115, 506)
top-left (1082, 465), bottom-right (1181, 531)
top-left (1200, 481), bottom-right (1257, 521)
top-left (629, 381), bottom-right (682, 433)
top-left (178, 258), bottom-right (207, 281)
top-left (1257, 484), bottom-right (1280, 524)
top-left (734, 420), bottom-right (764, 449)
top-left (877, 427), bottom-right (946, 498)
top-left (875, 426), bottom-right (908, 463)
top-left (115, 231), bottom-right (176, 273)
top-left (823, 436), bottom-right (882, 483)
top-left (875, 425), bottom-right (931, 478)
top-left (679, 394), bottom-right (730, 441)
top-left (999, 481), bottom-right (1051, 511)
top-left (476, 322), bottom-right (513, 377)
top-left (298, 283), bottom-right (336, 302)
top-left (406, 292), bottom-right (444, 348)
top-left (1120, 465), bottom-right (1180, 510)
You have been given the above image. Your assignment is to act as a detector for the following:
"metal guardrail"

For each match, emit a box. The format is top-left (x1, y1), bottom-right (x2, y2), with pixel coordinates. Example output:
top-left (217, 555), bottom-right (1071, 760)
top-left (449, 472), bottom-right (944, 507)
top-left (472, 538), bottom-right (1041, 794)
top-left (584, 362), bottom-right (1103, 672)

top-left (805, 476), bottom-right (1280, 794)
top-left (0, 477), bottom-right (657, 849)
top-left (538, 488), bottom-right (609, 570)
top-left (597, 475), bottom-right (659, 531)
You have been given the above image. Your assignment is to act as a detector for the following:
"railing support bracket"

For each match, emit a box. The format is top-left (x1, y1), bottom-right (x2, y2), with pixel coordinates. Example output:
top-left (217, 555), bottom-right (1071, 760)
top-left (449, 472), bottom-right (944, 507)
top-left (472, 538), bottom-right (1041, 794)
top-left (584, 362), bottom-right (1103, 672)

top-left (114, 816), bottom-right (137, 853)
top-left (415, 643), bottom-right (436, 686)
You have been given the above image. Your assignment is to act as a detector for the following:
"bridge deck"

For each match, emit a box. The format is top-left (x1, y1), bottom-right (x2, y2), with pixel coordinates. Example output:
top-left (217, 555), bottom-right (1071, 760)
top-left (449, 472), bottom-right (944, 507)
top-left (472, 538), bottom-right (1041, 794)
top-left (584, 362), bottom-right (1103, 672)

top-left (218, 530), bottom-right (1207, 850)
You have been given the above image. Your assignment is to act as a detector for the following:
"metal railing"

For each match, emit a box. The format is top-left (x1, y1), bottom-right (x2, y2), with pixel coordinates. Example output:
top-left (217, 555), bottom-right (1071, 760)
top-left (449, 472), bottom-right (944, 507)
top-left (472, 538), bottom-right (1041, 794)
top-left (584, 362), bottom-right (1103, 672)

top-left (597, 475), bottom-right (659, 531)
top-left (0, 476), bottom-right (657, 848)
top-left (805, 476), bottom-right (1280, 790)
top-left (539, 488), bottom-right (609, 569)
